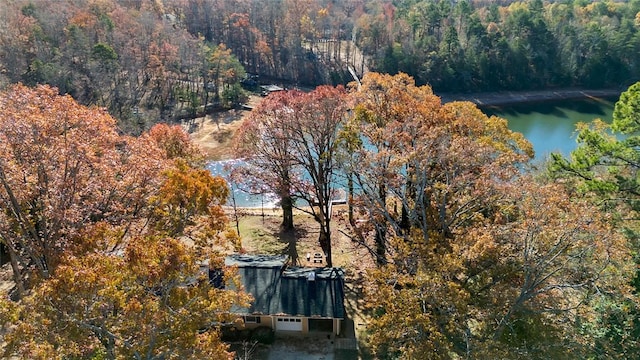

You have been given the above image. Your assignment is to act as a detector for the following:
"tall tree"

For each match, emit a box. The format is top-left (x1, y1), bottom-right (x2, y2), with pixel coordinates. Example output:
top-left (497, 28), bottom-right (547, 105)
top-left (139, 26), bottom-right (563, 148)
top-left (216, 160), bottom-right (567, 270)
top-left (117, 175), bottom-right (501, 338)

top-left (233, 87), bottom-right (348, 266)
top-left (349, 75), bottom-right (631, 358)
top-left (550, 81), bottom-right (640, 355)
top-left (550, 81), bottom-right (640, 230)
top-left (285, 85), bottom-right (348, 267)
top-left (345, 72), bottom-right (436, 264)
top-left (0, 84), bottom-right (249, 359)
top-left (0, 84), bottom-right (166, 296)
top-left (209, 43), bottom-right (246, 104)
top-left (344, 72), bottom-right (531, 265)
top-left (232, 91), bottom-right (299, 231)
top-left (366, 178), bottom-right (633, 358)
top-left (3, 233), bottom-right (249, 360)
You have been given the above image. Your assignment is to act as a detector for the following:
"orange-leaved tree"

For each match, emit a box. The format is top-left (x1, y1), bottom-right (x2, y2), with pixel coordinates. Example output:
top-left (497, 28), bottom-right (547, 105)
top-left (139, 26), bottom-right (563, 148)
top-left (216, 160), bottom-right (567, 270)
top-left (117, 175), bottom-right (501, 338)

top-left (351, 74), bottom-right (632, 358)
top-left (147, 123), bottom-right (238, 256)
top-left (365, 179), bottom-right (633, 358)
top-left (344, 72), bottom-right (532, 265)
top-left (0, 85), bottom-right (248, 359)
top-left (233, 86), bottom-right (348, 266)
top-left (0, 84), bottom-right (166, 296)
top-left (232, 90), bottom-right (300, 231)
top-left (3, 233), bottom-right (249, 359)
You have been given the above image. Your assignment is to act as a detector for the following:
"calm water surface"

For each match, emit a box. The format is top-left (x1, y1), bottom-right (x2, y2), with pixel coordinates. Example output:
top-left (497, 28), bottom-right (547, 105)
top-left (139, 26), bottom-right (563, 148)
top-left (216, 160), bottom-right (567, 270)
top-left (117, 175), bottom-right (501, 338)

top-left (483, 97), bottom-right (617, 161)
top-left (211, 97), bottom-right (619, 206)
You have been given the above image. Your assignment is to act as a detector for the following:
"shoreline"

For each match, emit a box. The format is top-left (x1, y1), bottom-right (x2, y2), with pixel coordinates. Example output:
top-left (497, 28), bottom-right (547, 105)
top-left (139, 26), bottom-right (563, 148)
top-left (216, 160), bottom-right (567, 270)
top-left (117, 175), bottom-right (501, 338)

top-left (438, 88), bottom-right (622, 107)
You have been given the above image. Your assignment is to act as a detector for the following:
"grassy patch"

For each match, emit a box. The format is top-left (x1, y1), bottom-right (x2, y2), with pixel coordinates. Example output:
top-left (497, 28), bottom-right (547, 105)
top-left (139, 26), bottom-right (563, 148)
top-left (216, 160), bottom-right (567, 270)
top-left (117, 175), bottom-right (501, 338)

top-left (237, 216), bottom-right (284, 254)
top-left (235, 212), bottom-right (327, 265)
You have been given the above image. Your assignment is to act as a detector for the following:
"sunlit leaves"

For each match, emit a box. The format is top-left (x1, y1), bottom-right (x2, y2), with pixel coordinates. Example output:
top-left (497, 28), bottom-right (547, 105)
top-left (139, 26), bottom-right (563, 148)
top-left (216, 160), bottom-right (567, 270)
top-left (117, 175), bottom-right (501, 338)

top-left (0, 84), bottom-right (130, 285)
top-left (550, 81), bottom-right (640, 356)
top-left (344, 73), bottom-right (532, 264)
top-left (351, 73), bottom-right (632, 358)
top-left (5, 235), bottom-right (248, 360)
top-left (232, 85), bottom-right (348, 250)
top-left (0, 84), bottom-right (246, 358)
top-left (148, 123), bottom-right (203, 165)
top-left (150, 160), bottom-right (232, 256)
top-left (366, 177), bottom-right (633, 358)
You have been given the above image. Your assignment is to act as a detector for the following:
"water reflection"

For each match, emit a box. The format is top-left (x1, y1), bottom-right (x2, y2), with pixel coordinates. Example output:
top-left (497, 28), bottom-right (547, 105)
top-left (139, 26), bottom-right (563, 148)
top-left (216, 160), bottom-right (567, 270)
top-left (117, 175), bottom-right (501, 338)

top-left (484, 97), bottom-right (617, 160)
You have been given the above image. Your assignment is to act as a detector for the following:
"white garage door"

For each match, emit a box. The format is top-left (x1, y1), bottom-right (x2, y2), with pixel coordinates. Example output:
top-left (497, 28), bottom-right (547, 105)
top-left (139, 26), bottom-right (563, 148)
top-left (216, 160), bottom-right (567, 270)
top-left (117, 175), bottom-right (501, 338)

top-left (275, 317), bottom-right (303, 331)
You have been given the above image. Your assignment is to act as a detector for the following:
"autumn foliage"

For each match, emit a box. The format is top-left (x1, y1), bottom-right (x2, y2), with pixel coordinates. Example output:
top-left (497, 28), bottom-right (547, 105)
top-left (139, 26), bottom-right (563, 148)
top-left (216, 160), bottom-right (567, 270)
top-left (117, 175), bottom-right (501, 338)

top-left (233, 86), bottom-right (348, 266)
top-left (0, 84), bottom-right (246, 359)
top-left (342, 74), bottom-right (633, 358)
top-left (228, 73), bottom-right (637, 357)
top-left (1, 72), bottom-right (638, 359)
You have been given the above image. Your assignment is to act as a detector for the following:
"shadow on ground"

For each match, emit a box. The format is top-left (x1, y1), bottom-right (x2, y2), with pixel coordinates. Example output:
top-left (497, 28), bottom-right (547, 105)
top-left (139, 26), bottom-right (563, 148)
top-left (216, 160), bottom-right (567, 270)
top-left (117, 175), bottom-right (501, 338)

top-left (278, 226), bottom-right (309, 266)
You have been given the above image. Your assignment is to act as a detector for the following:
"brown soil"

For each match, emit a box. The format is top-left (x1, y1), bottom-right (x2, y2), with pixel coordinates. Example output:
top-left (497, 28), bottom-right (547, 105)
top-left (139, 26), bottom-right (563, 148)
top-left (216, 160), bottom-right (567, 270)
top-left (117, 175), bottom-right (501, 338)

top-left (185, 95), bottom-right (264, 161)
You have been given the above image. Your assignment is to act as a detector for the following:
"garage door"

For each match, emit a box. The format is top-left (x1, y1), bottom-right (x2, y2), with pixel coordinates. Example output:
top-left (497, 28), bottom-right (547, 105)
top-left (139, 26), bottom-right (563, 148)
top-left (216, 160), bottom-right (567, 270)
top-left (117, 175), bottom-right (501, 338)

top-left (275, 317), bottom-right (303, 331)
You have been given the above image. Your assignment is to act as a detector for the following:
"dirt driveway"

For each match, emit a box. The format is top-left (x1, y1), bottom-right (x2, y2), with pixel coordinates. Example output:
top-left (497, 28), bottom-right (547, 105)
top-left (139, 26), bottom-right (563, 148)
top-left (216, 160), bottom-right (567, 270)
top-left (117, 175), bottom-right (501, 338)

top-left (245, 335), bottom-right (358, 360)
top-left (257, 338), bottom-right (336, 360)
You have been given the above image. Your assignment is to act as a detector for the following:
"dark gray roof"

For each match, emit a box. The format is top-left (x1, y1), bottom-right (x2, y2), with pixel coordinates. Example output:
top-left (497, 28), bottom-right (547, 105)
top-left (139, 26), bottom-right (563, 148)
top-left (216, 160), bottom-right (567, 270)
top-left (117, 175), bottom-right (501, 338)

top-left (260, 84), bottom-right (284, 92)
top-left (226, 254), bottom-right (345, 319)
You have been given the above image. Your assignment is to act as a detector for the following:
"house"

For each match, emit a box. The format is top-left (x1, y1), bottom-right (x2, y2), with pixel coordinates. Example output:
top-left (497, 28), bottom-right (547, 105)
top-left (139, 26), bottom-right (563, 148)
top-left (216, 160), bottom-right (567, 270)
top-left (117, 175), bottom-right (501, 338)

top-left (259, 84), bottom-right (284, 96)
top-left (223, 254), bottom-right (345, 335)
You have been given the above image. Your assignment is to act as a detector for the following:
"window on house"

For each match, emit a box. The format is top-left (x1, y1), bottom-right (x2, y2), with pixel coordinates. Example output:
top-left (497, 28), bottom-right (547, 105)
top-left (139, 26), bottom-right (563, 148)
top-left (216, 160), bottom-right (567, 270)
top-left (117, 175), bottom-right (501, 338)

top-left (276, 317), bottom-right (301, 323)
top-left (245, 316), bottom-right (261, 324)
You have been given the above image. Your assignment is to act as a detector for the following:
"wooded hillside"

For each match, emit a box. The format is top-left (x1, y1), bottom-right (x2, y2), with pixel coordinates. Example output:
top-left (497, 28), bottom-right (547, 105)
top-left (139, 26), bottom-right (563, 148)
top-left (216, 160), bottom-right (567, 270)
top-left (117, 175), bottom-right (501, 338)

top-left (1, 0), bottom-right (639, 134)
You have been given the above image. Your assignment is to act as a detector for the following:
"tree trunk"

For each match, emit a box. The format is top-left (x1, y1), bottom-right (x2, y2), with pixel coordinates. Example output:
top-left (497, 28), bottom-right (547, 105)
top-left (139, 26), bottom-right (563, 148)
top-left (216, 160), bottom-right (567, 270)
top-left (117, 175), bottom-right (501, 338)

top-left (375, 226), bottom-right (386, 266)
top-left (401, 164), bottom-right (415, 231)
top-left (99, 335), bottom-right (116, 360)
top-left (348, 174), bottom-right (354, 226)
top-left (400, 204), bottom-right (410, 231)
top-left (318, 224), bottom-right (332, 267)
top-left (281, 195), bottom-right (294, 231)
top-left (375, 184), bottom-right (387, 265)
top-left (6, 243), bottom-right (25, 299)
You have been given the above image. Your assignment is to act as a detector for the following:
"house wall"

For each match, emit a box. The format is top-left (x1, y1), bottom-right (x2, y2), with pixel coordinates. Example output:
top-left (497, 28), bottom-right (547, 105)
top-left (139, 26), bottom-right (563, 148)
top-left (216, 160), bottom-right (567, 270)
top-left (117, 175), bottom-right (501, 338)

top-left (239, 315), bottom-right (272, 330)
top-left (237, 314), bottom-right (342, 335)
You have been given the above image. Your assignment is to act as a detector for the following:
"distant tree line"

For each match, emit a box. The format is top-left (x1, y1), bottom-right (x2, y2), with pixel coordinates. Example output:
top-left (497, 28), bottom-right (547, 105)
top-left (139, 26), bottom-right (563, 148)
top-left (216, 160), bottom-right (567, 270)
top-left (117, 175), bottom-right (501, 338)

top-left (363, 0), bottom-right (640, 92)
top-left (169, 0), bottom-right (640, 92)
top-left (1, 0), bottom-right (639, 133)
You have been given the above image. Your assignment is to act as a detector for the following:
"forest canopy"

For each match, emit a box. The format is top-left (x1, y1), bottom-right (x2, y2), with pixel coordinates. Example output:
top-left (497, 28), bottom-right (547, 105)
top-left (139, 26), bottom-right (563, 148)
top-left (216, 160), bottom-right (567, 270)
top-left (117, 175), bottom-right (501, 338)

top-left (1, 0), bottom-right (640, 133)
top-left (0, 84), bottom-right (246, 359)
top-left (228, 73), bottom-right (639, 358)
top-left (0, 0), bottom-right (639, 358)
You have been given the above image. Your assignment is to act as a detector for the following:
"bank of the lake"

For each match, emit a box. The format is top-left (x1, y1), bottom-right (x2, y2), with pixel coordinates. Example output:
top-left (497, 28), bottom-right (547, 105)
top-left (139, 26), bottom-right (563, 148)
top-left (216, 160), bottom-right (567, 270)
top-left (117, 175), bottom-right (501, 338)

top-left (197, 90), bottom-right (622, 207)
top-left (439, 88), bottom-right (623, 107)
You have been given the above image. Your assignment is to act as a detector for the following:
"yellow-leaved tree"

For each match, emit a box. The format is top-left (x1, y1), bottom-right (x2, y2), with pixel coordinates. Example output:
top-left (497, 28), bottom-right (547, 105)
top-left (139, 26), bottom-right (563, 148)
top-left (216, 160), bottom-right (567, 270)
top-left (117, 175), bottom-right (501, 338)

top-left (0, 85), bottom-right (248, 359)
top-left (345, 73), bottom-right (633, 358)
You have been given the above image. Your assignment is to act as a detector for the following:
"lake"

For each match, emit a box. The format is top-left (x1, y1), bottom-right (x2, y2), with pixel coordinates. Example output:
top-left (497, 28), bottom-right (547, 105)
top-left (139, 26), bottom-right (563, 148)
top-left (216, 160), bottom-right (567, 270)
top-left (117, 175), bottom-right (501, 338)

top-left (207, 159), bottom-right (280, 208)
top-left (210, 96), bottom-right (620, 207)
top-left (483, 97), bottom-right (618, 161)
